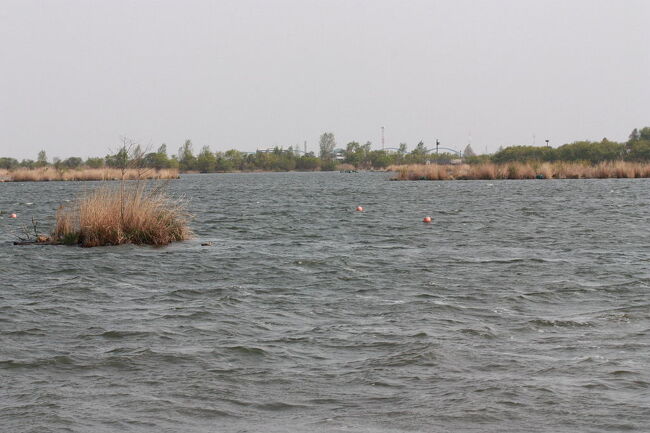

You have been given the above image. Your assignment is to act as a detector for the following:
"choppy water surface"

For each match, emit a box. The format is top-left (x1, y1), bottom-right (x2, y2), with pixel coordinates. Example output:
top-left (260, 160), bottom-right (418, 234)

top-left (2, 172), bottom-right (650, 432)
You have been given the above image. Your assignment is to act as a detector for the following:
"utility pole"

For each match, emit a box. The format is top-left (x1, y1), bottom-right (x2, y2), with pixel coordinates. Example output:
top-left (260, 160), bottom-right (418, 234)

top-left (436, 139), bottom-right (440, 154)
top-left (304, 140), bottom-right (307, 155)
top-left (381, 126), bottom-right (385, 151)
top-left (545, 139), bottom-right (550, 148)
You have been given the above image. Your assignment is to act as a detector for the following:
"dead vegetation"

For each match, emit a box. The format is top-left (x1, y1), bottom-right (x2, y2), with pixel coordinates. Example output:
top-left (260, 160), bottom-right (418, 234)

top-left (389, 161), bottom-right (650, 180)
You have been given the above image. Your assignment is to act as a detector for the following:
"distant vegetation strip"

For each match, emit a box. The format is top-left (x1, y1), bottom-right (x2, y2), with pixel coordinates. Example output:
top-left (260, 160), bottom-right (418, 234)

top-left (391, 161), bottom-right (650, 181)
top-left (0, 167), bottom-right (179, 182)
top-left (1, 126), bottom-right (649, 177)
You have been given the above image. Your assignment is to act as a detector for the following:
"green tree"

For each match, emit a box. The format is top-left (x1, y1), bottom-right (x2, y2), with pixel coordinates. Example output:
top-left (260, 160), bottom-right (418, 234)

top-left (344, 141), bottom-right (363, 166)
top-left (143, 144), bottom-right (171, 169)
top-left (319, 132), bottom-right (336, 160)
top-left (215, 152), bottom-right (234, 171)
top-left (36, 150), bottom-right (48, 167)
top-left (368, 150), bottom-right (391, 168)
top-left (406, 141), bottom-right (428, 164)
top-left (0, 157), bottom-right (19, 169)
top-left (296, 153), bottom-right (320, 170)
top-left (640, 127), bottom-right (650, 141)
top-left (196, 146), bottom-right (216, 172)
top-left (556, 140), bottom-right (623, 163)
top-left (627, 139), bottom-right (650, 161)
top-left (62, 157), bottom-right (83, 169)
top-left (20, 159), bottom-right (36, 169)
top-left (178, 140), bottom-right (196, 171)
top-left (85, 157), bottom-right (105, 168)
top-left (463, 144), bottom-right (476, 157)
top-left (105, 147), bottom-right (129, 168)
top-left (492, 145), bottom-right (555, 163)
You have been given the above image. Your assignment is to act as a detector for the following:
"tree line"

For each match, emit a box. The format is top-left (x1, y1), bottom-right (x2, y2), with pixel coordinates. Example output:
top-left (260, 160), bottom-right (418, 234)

top-left (1, 127), bottom-right (649, 171)
top-left (487, 127), bottom-right (650, 165)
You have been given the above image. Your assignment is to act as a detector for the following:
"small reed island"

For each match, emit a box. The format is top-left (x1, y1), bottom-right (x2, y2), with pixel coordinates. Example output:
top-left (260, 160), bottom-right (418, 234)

top-left (53, 183), bottom-right (191, 247)
top-left (16, 182), bottom-right (191, 247)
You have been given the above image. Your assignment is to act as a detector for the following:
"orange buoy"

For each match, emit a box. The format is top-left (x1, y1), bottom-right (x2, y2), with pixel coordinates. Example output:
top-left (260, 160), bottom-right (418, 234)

top-left (356, 206), bottom-right (363, 212)
top-left (423, 216), bottom-right (432, 223)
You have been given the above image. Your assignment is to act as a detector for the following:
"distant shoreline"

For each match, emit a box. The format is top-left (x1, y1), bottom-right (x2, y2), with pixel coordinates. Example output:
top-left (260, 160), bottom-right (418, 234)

top-left (0, 167), bottom-right (179, 182)
top-left (5, 161), bottom-right (650, 182)
top-left (0, 166), bottom-right (381, 182)
top-left (390, 161), bottom-right (650, 181)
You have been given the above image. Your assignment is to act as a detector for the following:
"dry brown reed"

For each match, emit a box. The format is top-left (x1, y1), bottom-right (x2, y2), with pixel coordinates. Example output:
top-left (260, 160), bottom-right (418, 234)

top-left (337, 163), bottom-right (357, 171)
top-left (389, 161), bottom-right (650, 181)
top-left (53, 182), bottom-right (192, 247)
top-left (6, 167), bottom-right (179, 182)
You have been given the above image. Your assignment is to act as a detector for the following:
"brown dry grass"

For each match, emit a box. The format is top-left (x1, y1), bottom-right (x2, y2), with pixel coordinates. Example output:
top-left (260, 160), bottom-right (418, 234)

top-left (6, 167), bottom-right (179, 182)
top-left (337, 163), bottom-right (357, 171)
top-left (389, 161), bottom-right (650, 181)
top-left (53, 182), bottom-right (192, 247)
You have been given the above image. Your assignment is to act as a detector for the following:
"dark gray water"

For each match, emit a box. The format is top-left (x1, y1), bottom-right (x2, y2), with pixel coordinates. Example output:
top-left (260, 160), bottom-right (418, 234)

top-left (2, 172), bottom-right (650, 433)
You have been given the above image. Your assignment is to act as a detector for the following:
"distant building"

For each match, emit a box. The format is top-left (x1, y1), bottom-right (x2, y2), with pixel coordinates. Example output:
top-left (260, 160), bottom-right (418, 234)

top-left (332, 148), bottom-right (345, 161)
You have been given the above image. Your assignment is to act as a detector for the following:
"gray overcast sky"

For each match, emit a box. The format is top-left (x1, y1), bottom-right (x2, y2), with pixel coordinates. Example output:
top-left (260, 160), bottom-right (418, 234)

top-left (1, 0), bottom-right (648, 159)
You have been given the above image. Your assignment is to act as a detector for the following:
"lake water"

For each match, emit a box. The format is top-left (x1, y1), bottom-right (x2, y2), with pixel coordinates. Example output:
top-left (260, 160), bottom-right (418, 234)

top-left (1, 172), bottom-right (649, 432)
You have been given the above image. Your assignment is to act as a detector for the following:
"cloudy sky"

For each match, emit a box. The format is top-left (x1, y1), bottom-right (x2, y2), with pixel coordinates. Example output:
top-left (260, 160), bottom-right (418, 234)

top-left (1, 0), bottom-right (648, 159)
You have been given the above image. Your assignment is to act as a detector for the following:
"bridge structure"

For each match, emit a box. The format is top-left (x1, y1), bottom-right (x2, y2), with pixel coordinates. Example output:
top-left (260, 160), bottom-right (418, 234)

top-left (426, 146), bottom-right (462, 157)
top-left (244, 144), bottom-right (464, 157)
top-left (379, 145), bottom-right (463, 157)
top-left (243, 148), bottom-right (310, 156)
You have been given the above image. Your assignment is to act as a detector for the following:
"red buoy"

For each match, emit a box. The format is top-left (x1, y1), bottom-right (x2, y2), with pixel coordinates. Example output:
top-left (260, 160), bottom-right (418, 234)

top-left (423, 216), bottom-right (432, 223)
top-left (9, 213), bottom-right (17, 219)
top-left (356, 206), bottom-right (363, 212)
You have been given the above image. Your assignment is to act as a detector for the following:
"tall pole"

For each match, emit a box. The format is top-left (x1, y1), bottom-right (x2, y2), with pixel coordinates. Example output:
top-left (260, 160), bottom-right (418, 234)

top-left (436, 139), bottom-right (439, 154)
top-left (545, 139), bottom-right (549, 148)
top-left (381, 126), bottom-right (385, 151)
top-left (304, 140), bottom-right (307, 155)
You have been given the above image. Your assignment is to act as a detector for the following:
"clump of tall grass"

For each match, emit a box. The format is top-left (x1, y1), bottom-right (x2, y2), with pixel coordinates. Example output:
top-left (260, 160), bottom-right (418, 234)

top-left (389, 161), bottom-right (650, 181)
top-left (53, 182), bottom-right (191, 247)
top-left (7, 167), bottom-right (179, 182)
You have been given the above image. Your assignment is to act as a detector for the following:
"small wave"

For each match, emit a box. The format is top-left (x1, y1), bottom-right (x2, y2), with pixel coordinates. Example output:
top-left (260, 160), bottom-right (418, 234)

top-left (222, 345), bottom-right (268, 356)
top-left (5, 327), bottom-right (47, 336)
top-left (458, 327), bottom-right (497, 338)
top-left (0, 355), bottom-right (75, 369)
top-left (253, 401), bottom-right (309, 411)
top-left (99, 330), bottom-right (154, 339)
top-left (529, 318), bottom-right (593, 328)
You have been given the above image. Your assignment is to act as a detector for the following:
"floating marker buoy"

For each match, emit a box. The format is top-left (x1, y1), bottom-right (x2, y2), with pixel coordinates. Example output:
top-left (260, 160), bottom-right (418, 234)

top-left (423, 216), bottom-right (432, 223)
top-left (9, 213), bottom-right (17, 219)
top-left (356, 206), bottom-right (363, 212)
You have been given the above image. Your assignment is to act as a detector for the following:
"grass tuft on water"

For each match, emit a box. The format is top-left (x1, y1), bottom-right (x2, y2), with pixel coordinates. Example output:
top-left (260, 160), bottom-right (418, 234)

top-left (53, 182), bottom-right (192, 247)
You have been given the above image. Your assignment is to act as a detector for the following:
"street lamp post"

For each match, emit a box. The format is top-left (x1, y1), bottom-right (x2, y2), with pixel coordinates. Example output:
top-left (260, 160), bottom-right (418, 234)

top-left (436, 139), bottom-right (439, 154)
top-left (545, 139), bottom-right (550, 148)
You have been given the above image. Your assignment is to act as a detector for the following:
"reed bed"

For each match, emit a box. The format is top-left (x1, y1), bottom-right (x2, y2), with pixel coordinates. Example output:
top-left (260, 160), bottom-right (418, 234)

top-left (389, 161), bottom-right (650, 181)
top-left (53, 182), bottom-right (191, 247)
top-left (6, 167), bottom-right (179, 182)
